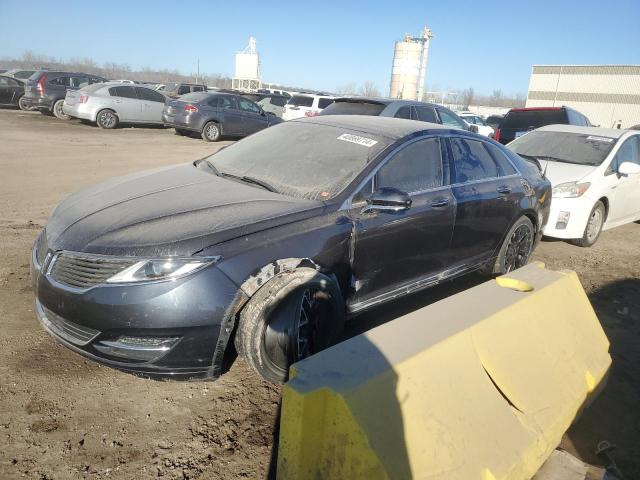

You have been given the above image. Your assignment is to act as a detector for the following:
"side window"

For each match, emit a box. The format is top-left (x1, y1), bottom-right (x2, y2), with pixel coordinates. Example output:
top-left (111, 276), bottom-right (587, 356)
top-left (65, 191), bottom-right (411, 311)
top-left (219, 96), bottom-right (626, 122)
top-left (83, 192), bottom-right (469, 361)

top-left (0, 77), bottom-right (8, 86)
top-left (193, 85), bottom-right (204, 92)
top-left (437, 109), bottom-right (467, 129)
top-left (7, 77), bottom-right (20, 87)
top-left (50, 76), bottom-right (70, 87)
top-left (414, 106), bottom-right (438, 123)
top-left (376, 138), bottom-right (444, 193)
top-left (352, 178), bottom-right (373, 205)
top-left (271, 96), bottom-right (287, 107)
top-left (394, 106), bottom-right (411, 119)
top-left (110, 86), bottom-right (137, 99)
top-left (450, 137), bottom-right (500, 183)
top-left (136, 87), bottom-right (165, 102)
top-left (72, 76), bottom-right (89, 88)
top-left (177, 85), bottom-right (190, 95)
top-left (608, 137), bottom-right (640, 173)
top-left (484, 142), bottom-right (518, 176)
top-left (208, 97), bottom-right (220, 108)
top-left (318, 98), bottom-right (334, 109)
top-left (238, 97), bottom-right (262, 113)
top-left (89, 77), bottom-right (103, 84)
top-left (219, 96), bottom-right (236, 110)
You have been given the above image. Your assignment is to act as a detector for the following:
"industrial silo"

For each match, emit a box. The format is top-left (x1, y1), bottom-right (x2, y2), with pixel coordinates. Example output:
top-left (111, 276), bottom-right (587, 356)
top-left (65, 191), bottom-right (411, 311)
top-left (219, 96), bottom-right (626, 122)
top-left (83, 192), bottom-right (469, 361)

top-left (232, 36), bottom-right (261, 92)
top-left (389, 27), bottom-right (433, 101)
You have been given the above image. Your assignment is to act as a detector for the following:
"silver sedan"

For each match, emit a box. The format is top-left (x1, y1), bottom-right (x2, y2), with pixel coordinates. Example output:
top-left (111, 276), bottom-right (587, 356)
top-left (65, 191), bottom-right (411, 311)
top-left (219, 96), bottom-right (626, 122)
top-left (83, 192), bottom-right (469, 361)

top-left (63, 83), bottom-right (167, 129)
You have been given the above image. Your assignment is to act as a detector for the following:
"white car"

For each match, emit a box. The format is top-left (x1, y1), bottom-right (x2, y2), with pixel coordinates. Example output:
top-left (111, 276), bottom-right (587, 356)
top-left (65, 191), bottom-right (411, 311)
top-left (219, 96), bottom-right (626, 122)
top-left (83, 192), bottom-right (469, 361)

top-left (282, 94), bottom-right (335, 121)
top-left (458, 112), bottom-right (495, 138)
top-left (508, 125), bottom-right (640, 246)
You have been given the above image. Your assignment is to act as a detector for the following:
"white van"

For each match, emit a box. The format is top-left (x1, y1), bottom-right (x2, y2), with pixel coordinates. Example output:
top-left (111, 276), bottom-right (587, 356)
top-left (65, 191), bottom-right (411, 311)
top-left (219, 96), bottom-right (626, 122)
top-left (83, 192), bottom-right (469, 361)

top-left (282, 94), bottom-right (335, 121)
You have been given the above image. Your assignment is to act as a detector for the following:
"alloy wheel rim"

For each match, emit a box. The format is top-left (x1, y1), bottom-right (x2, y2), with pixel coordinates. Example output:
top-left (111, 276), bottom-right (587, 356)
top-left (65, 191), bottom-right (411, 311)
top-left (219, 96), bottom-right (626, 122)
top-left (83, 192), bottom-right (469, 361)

top-left (503, 224), bottom-right (533, 273)
top-left (55, 102), bottom-right (64, 116)
top-left (206, 124), bottom-right (218, 140)
top-left (295, 289), bottom-right (318, 361)
top-left (586, 207), bottom-right (603, 242)
top-left (100, 112), bottom-right (115, 128)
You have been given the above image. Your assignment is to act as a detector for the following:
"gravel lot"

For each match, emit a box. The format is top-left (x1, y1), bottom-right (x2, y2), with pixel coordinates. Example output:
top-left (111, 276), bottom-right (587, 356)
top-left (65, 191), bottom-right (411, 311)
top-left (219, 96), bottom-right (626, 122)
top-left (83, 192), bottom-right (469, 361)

top-left (1, 108), bottom-right (638, 479)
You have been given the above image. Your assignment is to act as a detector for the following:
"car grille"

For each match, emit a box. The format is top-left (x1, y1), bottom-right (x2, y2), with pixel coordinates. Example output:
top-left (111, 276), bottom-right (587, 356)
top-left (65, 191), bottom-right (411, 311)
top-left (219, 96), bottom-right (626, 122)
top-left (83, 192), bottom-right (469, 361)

top-left (37, 302), bottom-right (100, 346)
top-left (49, 252), bottom-right (137, 289)
top-left (35, 229), bottom-right (49, 268)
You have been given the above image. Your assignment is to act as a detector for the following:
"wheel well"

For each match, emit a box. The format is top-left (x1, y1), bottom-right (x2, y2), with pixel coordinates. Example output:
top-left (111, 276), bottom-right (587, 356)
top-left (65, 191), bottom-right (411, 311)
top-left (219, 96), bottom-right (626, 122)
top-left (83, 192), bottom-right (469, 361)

top-left (598, 197), bottom-right (609, 221)
top-left (523, 211), bottom-right (538, 232)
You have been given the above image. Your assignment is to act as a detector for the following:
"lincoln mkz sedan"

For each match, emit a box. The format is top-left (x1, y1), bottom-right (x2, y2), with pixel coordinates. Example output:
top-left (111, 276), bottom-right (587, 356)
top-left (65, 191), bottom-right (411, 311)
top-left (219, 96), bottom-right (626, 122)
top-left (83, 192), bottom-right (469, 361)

top-left (31, 116), bottom-right (551, 382)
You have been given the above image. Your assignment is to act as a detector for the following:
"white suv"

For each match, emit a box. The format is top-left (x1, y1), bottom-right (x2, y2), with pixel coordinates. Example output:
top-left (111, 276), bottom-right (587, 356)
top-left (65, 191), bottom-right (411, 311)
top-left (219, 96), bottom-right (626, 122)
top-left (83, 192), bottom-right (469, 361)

top-left (282, 94), bottom-right (335, 121)
top-left (458, 112), bottom-right (495, 138)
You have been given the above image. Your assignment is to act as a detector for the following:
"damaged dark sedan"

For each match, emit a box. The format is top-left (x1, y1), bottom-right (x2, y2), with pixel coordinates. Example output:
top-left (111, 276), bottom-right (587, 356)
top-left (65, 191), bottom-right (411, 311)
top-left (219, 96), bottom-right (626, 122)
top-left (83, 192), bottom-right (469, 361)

top-left (32, 116), bottom-right (551, 382)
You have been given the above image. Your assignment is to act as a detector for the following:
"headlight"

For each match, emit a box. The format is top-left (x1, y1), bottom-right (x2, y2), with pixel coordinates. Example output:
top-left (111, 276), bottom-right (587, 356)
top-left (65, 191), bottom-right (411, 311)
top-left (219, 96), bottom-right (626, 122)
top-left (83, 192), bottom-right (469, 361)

top-left (106, 257), bottom-right (218, 284)
top-left (552, 182), bottom-right (591, 198)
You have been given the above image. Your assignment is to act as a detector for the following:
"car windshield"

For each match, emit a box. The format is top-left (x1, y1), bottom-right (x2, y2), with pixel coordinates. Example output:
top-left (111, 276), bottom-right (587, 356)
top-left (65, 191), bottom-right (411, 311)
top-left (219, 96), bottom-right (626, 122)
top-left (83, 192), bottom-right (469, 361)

top-left (508, 131), bottom-right (617, 166)
top-left (320, 101), bottom-right (386, 116)
top-left (202, 121), bottom-right (389, 200)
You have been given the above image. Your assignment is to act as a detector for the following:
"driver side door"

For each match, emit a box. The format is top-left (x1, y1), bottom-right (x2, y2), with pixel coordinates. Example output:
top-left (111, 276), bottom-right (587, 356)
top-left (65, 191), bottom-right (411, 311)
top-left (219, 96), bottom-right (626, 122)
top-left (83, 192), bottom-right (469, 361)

top-left (606, 135), bottom-right (640, 223)
top-left (348, 136), bottom-right (456, 311)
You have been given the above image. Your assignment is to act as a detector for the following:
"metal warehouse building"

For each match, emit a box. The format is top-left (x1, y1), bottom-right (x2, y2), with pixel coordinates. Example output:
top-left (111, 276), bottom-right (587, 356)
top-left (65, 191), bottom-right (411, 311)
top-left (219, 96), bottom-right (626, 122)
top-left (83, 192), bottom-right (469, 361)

top-left (525, 65), bottom-right (640, 129)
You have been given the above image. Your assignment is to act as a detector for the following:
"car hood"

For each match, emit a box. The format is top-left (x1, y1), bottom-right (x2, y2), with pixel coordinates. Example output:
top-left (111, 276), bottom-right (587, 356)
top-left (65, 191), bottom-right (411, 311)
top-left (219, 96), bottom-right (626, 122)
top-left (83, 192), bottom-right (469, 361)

top-left (45, 163), bottom-right (322, 257)
top-left (538, 160), bottom-right (597, 186)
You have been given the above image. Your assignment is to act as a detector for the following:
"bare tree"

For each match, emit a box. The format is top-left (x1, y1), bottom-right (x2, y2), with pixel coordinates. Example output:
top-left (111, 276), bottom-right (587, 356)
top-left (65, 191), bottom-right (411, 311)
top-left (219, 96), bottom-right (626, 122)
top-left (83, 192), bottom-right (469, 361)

top-left (359, 81), bottom-right (380, 97)
top-left (336, 82), bottom-right (358, 95)
top-left (460, 87), bottom-right (475, 107)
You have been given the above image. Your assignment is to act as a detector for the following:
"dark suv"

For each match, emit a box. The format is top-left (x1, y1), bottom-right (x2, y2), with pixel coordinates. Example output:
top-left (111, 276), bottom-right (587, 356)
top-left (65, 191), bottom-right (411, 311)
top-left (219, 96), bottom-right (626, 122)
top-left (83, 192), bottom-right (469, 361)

top-left (319, 97), bottom-right (475, 132)
top-left (495, 106), bottom-right (591, 144)
top-left (163, 83), bottom-right (207, 99)
top-left (162, 92), bottom-right (282, 142)
top-left (23, 71), bottom-right (106, 118)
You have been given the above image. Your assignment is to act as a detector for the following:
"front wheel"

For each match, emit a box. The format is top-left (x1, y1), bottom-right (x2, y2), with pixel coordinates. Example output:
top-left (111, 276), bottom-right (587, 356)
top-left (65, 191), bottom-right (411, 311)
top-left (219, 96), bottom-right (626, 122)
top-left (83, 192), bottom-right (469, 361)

top-left (235, 268), bottom-right (345, 383)
top-left (572, 201), bottom-right (605, 247)
top-left (53, 99), bottom-right (70, 120)
top-left (96, 109), bottom-right (118, 129)
top-left (487, 216), bottom-right (535, 275)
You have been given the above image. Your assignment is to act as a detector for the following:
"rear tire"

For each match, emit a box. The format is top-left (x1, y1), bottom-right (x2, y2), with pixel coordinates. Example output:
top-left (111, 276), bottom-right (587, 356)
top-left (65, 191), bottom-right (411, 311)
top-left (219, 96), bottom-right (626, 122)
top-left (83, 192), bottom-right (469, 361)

top-left (234, 268), bottom-right (345, 383)
top-left (96, 109), bottom-right (118, 129)
top-left (201, 121), bottom-right (221, 142)
top-left (485, 216), bottom-right (535, 275)
top-left (53, 99), bottom-right (70, 120)
top-left (571, 201), bottom-right (605, 247)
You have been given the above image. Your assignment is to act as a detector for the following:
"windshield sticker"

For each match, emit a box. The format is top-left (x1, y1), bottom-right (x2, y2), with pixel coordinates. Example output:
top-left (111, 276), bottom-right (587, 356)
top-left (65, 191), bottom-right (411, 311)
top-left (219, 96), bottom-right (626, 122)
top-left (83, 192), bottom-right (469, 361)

top-left (586, 136), bottom-right (614, 143)
top-left (337, 133), bottom-right (378, 147)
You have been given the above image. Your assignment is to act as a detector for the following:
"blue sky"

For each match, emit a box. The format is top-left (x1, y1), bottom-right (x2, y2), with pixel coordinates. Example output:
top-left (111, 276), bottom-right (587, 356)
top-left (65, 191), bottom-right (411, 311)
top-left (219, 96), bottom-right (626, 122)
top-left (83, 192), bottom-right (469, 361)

top-left (1, 0), bottom-right (639, 95)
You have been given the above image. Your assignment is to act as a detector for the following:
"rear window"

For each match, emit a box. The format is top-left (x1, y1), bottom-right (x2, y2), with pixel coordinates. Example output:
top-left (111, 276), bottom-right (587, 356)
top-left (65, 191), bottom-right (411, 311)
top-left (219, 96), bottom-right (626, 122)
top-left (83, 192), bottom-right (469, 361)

top-left (414, 106), bottom-right (438, 123)
top-left (318, 98), bottom-right (334, 109)
top-left (288, 95), bottom-right (314, 107)
top-left (320, 101), bottom-right (386, 116)
top-left (502, 109), bottom-right (567, 129)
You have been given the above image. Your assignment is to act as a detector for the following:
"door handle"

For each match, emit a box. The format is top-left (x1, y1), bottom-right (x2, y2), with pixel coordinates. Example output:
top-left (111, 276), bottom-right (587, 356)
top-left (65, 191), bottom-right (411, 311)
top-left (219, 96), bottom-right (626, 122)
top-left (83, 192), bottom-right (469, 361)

top-left (497, 186), bottom-right (511, 194)
top-left (430, 198), bottom-right (450, 208)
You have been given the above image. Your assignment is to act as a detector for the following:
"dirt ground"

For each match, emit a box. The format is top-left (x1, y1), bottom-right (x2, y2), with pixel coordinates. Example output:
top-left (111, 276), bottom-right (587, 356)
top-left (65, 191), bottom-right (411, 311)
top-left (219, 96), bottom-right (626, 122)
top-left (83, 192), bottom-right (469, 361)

top-left (0, 108), bottom-right (638, 479)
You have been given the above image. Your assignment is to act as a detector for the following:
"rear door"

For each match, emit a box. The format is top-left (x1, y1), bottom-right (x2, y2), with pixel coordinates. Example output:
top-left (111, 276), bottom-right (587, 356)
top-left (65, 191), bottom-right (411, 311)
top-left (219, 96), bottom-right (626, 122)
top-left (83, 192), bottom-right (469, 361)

top-left (0, 77), bottom-right (12, 103)
top-left (219, 96), bottom-right (243, 135)
top-left (135, 87), bottom-right (166, 123)
top-left (236, 96), bottom-right (269, 135)
top-left (109, 86), bottom-right (143, 121)
top-left (447, 135), bottom-right (524, 266)
top-left (350, 136), bottom-right (455, 306)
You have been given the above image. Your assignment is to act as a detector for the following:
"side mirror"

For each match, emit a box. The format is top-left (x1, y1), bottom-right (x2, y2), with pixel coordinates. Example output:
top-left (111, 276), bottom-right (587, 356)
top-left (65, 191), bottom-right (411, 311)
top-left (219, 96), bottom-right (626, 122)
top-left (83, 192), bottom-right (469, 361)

top-left (364, 187), bottom-right (411, 213)
top-left (618, 161), bottom-right (640, 176)
top-left (469, 124), bottom-right (479, 133)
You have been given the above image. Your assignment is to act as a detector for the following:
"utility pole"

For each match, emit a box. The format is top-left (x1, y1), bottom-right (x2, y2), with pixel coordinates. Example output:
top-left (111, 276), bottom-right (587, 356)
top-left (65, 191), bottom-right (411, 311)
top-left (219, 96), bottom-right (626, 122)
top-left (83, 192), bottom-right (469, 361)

top-left (196, 58), bottom-right (200, 84)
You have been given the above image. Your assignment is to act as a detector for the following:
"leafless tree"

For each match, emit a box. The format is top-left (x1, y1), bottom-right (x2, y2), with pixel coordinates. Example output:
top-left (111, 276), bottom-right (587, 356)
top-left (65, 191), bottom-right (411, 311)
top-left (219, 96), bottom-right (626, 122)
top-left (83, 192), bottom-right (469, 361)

top-left (359, 81), bottom-right (380, 97)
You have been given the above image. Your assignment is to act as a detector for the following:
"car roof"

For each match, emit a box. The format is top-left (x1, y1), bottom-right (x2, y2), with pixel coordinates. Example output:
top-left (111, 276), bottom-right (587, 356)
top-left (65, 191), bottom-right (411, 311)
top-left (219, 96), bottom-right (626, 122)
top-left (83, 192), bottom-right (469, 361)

top-left (295, 115), bottom-right (448, 140)
top-left (332, 96), bottom-right (442, 108)
top-left (535, 124), bottom-right (633, 138)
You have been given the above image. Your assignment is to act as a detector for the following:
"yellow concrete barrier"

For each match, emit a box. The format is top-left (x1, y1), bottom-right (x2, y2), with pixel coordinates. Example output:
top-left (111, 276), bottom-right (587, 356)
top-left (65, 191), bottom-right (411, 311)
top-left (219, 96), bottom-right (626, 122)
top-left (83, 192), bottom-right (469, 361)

top-left (277, 262), bottom-right (611, 480)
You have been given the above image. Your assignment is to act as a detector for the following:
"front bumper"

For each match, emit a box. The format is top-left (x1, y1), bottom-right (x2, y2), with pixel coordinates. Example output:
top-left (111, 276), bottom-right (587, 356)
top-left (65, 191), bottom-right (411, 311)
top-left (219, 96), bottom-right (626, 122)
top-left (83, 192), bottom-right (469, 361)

top-left (31, 242), bottom-right (240, 380)
top-left (542, 196), bottom-right (594, 239)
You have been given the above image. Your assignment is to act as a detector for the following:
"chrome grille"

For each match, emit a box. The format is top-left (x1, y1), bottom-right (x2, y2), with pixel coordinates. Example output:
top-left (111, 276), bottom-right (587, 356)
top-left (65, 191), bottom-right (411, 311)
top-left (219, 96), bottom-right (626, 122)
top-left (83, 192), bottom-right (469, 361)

top-left (49, 252), bottom-right (137, 289)
top-left (35, 229), bottom-right (48, 267)
top-left (37, 301), bottom-right (100, 346)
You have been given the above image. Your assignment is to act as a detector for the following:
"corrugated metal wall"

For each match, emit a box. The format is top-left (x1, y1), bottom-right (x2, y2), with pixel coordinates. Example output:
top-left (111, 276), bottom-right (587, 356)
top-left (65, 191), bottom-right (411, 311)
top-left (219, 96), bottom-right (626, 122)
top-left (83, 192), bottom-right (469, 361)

top-left (525, 65), bottom-right (640, 128)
